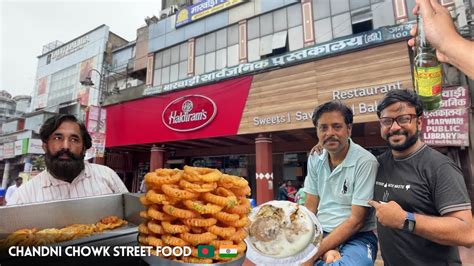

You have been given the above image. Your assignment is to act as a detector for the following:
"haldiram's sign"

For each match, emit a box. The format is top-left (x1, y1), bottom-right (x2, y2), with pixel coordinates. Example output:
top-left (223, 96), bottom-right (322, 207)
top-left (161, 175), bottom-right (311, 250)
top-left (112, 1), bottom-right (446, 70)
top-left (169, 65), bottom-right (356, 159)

top-left (50, 35), bottom-right (89, 61)
top-left (162, 95), bottom-right (217, 132)
top-left (144, 24), bottom-right (412, 96)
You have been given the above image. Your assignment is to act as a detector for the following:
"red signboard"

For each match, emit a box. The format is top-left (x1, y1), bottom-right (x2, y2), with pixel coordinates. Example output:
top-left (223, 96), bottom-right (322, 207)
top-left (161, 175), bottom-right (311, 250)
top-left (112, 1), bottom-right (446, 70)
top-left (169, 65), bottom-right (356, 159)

top-left (105, 76), bottom-right (252, 147)
top-left (162, 95), bottom-right (217, 132)
top-left (422, 86), bottom-right (470, 147)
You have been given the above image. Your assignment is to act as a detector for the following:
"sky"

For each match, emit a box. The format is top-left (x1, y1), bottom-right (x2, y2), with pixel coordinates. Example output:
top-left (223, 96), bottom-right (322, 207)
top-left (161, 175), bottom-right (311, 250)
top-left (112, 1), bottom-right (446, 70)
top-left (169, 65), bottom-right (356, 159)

top-left (0, 0), bottom-right (162, 97)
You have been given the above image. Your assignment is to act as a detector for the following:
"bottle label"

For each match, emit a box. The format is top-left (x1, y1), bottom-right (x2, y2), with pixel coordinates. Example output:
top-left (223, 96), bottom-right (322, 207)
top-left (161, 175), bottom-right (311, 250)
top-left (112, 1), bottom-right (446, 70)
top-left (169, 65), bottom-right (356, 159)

top-left (414, 65), bottom-right (442, 97)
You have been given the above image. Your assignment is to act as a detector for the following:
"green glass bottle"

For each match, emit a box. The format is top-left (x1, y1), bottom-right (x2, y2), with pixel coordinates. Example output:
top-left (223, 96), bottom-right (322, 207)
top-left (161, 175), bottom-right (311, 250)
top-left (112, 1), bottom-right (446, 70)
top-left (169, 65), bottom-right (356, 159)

top-left (413, 15), bottom-right (443, 111)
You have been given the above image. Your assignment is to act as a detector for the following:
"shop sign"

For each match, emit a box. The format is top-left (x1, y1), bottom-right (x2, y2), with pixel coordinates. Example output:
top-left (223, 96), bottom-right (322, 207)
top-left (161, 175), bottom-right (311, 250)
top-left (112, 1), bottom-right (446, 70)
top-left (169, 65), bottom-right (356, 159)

top-left (0, 144), bottom-right (3, 160)
top-left (144, 24), bottom-right (412, 96)
top-left (333, 81), bottom-right (405, 115)
top-left (28, 138), bottom-right (45, 154)
top-left (4, 142), bottom-right (15, 159)
top-left (14, 139), bottom-right (29, 156)
top-left (86, 132), bottom-right (106, 159)
top-left (175, 0), bottom-right (247, 28)
top-left (50, 35), bottom-right (89, 61)
top-left (422, 86), bottom-right (470, 147)
top-left (163, 95), bottom-right (217, 132)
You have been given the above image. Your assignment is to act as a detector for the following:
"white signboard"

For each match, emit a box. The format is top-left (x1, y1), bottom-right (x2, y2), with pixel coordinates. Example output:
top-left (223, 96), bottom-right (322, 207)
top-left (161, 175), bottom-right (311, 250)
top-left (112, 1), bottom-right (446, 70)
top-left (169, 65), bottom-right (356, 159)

top-left (28, 139), bottom-right (45, 154)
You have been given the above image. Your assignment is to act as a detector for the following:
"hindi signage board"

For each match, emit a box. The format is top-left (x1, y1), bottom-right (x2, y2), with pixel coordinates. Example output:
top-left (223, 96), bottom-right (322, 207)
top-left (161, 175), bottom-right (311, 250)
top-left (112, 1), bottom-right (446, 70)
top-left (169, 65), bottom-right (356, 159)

top-left (422, 86), bottom-right (470, 147)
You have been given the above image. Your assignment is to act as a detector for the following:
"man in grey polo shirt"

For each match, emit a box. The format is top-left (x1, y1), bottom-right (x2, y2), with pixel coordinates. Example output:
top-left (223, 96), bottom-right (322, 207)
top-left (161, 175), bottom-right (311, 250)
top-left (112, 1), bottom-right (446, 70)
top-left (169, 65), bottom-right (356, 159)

top-left (303, 101), bottom-right (378, 266)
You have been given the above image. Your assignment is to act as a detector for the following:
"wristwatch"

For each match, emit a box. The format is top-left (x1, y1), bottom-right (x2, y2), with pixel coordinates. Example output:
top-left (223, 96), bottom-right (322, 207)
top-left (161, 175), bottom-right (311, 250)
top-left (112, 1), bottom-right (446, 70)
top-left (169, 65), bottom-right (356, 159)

top-left (403, 212), bottom-right (416, 233)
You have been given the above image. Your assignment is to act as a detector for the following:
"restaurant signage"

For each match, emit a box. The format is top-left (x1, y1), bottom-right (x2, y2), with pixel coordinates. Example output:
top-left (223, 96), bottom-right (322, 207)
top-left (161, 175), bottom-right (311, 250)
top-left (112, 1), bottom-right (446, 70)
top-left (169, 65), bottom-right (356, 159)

top-left (28, 139), bottom-right (45, 154)
top-left (163, 95), bottom-right (217, 132)
top-left (144, 24), bottom-right (412, 96)
top-left (175, 0), bottom-right (247, 28)
top-left (4, 142), bottom-right (15, 159)
top-left (422, 86), bottom-right (470, 147)
top-left (14, 139), bottom-right (28, 156)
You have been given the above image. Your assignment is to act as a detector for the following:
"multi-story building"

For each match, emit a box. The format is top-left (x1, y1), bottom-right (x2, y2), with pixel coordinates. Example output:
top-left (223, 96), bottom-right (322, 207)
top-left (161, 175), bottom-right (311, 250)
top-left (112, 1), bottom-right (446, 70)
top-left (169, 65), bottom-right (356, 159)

top-left (100, 0), bottom-right (473, 202)
top-left (0, 25), bottom-right (130, 189)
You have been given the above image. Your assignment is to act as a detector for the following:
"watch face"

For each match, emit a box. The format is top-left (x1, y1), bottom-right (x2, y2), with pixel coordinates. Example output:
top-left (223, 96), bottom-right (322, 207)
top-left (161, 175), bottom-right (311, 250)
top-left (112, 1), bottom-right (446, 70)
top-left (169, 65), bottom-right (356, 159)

top-left (408, 220), bottom-right (415, 232)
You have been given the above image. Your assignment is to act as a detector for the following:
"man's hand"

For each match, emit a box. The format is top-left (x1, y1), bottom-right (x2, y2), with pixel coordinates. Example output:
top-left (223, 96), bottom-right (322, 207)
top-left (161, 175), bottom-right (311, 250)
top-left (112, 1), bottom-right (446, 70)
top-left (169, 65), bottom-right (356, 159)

top-left (310, 142), bottom-right (323, 155)
top-left (407, 0), bottom-right (459, 63)
top-left (368, 200), bottom-right (406, 229)
top-left (322, 249), bottom-right (341, 263)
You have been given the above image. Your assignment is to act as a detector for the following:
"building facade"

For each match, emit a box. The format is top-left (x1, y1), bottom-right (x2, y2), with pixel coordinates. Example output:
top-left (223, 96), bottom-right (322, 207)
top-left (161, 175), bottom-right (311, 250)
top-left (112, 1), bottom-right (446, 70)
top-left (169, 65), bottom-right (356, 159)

top-left (91, 1), bottom-right (474, 204)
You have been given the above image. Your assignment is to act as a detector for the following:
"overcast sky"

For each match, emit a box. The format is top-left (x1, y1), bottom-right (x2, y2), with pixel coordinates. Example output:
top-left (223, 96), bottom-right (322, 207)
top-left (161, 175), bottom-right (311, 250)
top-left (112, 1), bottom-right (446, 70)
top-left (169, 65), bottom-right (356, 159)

top-left (1, 0), bottom-right (162, 97)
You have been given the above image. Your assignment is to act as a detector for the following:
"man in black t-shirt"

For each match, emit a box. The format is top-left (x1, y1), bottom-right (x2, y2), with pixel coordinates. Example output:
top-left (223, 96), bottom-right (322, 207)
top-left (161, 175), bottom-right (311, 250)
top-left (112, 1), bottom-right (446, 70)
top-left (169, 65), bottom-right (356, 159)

top-left (368, 89), bottom-right (473, 266)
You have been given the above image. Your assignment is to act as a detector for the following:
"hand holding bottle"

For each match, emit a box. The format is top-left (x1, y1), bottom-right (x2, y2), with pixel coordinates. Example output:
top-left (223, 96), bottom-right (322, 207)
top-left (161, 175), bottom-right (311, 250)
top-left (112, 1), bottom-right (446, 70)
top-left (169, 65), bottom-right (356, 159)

top-left (408, 0), bottom-right (474, 79)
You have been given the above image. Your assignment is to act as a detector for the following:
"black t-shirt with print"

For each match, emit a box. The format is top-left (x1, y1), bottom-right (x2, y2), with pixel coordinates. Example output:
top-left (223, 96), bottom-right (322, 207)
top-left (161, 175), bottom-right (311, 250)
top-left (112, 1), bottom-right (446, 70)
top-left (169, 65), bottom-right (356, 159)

top-left (374, 144), bottom-right (471, 266)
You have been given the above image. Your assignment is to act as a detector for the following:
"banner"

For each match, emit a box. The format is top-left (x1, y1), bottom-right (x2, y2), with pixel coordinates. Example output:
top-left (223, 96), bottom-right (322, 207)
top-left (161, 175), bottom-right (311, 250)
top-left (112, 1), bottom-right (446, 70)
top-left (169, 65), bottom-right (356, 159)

top-left (422, 86), bottom-right (470, 146)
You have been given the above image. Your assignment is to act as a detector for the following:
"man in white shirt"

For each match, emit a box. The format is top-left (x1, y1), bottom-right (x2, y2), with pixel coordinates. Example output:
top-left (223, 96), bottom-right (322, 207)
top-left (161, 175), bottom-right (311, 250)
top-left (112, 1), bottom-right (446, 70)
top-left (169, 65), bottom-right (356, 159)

top-left (5, 177), bottom-right (22, 204)
top-left (8, 114), bottom-right (128, 205)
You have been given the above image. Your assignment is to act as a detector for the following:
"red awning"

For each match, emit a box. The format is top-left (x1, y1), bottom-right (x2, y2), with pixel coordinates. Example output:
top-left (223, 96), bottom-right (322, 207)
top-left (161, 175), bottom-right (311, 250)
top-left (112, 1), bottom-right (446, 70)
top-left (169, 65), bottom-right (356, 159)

top-left (105, 76), bottom-right (253, 147)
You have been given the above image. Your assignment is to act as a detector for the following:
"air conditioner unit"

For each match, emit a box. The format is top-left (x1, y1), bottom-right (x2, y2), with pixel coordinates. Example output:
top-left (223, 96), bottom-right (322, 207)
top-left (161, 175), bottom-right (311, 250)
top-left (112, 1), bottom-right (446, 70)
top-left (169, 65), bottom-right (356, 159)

top-left (127, 59), bottom-right (134, 70)
top-left (159, 5), bottom-right (179, 19)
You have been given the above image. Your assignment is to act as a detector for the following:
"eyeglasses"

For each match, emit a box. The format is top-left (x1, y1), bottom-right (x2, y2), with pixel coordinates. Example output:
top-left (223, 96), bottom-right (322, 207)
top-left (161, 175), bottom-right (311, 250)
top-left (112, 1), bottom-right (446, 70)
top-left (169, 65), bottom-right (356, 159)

top-left (379, 114), bottom-right (418, 127)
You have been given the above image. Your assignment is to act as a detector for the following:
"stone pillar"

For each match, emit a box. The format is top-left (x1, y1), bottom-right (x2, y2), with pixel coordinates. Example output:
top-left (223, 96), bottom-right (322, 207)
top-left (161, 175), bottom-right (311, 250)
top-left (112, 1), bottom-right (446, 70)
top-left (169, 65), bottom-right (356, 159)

top-left (255, 134), bottom-right (273, 204)
top-left (150, 145), bottom-right (166, 172)
top-left (1, 160), bottom-right (10, 189)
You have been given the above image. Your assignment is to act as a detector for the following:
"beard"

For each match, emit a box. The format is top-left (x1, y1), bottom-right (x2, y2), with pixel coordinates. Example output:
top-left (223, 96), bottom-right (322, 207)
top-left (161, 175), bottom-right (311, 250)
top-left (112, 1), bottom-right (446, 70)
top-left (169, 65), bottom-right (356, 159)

top-left (45, 149), bottom-right (85, 183)
top-left (385, 129), bottom-right (419, 152)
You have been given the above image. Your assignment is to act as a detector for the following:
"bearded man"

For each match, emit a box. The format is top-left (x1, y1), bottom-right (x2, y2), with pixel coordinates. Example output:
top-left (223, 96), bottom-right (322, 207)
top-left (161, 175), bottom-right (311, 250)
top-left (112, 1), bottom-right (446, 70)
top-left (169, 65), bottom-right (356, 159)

top-left (7, 114), bottom-right (128, 205)
top-left (368, 89), bottom-right (473, 265)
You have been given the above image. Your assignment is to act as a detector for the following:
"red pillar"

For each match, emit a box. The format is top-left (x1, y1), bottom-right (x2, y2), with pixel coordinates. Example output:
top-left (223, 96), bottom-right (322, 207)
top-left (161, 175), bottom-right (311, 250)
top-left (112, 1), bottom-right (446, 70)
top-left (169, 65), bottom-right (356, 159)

top-left (150, 145), bottom-right (165, 172)
top-left (255, 134), bottom-right (273, 204)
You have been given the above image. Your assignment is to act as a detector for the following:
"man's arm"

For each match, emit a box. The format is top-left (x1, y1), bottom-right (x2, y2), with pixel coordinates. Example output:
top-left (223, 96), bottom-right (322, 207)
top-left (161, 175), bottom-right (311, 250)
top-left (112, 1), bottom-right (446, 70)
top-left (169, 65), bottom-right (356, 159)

top-left (369, 200), bottom-right (473, 247)
top-left (304, 193), bottom-right (319, 214)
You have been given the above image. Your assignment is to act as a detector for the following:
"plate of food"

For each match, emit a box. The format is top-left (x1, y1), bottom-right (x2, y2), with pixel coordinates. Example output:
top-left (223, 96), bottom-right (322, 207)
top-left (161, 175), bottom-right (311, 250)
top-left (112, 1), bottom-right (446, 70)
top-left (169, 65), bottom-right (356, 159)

top-left (245, 200), bottom-right (323, 265)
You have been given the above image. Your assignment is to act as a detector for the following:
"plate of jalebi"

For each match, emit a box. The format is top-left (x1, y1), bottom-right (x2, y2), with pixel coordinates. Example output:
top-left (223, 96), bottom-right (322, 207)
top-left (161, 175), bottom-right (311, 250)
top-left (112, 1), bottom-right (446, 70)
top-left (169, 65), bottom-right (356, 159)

top-left (245, 200), bottom-right (323, 266)
top-left (138, 166), bottom-right (251, 264)
top-left (0, 215), bottom-right (128, 249)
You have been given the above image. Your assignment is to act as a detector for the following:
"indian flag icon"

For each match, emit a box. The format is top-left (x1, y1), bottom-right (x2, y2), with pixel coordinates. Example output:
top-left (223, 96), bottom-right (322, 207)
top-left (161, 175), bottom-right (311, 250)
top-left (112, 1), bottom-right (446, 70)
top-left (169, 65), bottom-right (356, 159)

top-left (219, 245), bottom-right (238, 258)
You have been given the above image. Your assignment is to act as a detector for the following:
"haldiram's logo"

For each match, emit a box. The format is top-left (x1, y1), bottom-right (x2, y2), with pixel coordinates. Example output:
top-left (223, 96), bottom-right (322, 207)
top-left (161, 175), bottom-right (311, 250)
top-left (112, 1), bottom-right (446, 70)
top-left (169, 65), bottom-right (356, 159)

top-left (162, 95), bottom-right (217, 132)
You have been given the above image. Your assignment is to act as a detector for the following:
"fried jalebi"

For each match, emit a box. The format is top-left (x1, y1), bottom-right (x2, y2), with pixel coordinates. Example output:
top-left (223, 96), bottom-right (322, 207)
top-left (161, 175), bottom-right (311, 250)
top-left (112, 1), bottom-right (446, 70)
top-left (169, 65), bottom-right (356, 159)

top-left (145, 169), bottom-right (182, 187)
top-left (213, 211), bottom-right (240, 223)
top-left (138, 222), bottom-right (150, 235)
top-left (146, 189), bottom-right (179, 205)
top-left (190, 226), bottom-right (205, 234)
top-left (139, 210), bottom-right (149, 219)
top-left (183, 166), bottom-right (222, 183)
top-left (147, 220), bottom-right (165, 234)
top-left (162, 184), bottom-right (200, 200)
top-left (235, 240), bottom-right (247, 253)
top-left (138, 235), bottom-right (149, 245)
top-left (183, 200), bottom-right (223, 214)
top-left (210, 239), bottom-right (234, 248)
top-left (216, 187), bottom-right (236, 197)
top-left (182, 217), bottom-right (217, 227)
top-left (161, 234), bottom-right (190, 246)
top-left (230, 185), bottom-right (251, 197)
top-left (227, 228), bottom-right (248, 242)
top-left (148, 205), bottom-right (177, 221)
top-left (202, 192), bottom-right (238, 208)
top-left (224, 215), bottom-right (250, 228)
top-left (226, 197), bottom-right (251, 215)
top-left (179, 179), bottom-right (217, 193)
top-left (139, 195), bottom-right (152, 206)
top-left (218, 174), bottom-right (249, 188)
top-left (207, 225), bottom-right (236, 238)
top-left (148, 235), bottom-right (164, 247)
top-left (161, 221), bottom-right (190, 234)
top-left (180, 232), bottom-right (217, 245)
top-left (162, 204), bottom-right (198, 219)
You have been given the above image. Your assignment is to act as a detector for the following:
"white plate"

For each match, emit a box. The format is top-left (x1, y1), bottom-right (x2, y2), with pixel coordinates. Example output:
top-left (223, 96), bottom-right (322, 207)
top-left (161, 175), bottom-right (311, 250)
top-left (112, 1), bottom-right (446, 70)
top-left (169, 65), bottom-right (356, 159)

top-left (245, 200), bottom-right (323, 266)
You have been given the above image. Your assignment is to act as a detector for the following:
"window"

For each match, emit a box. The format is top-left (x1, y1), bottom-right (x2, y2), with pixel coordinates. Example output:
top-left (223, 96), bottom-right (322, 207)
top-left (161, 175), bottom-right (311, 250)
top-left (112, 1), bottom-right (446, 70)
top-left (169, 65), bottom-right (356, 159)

top-left (352, 19), bottom-right (373, 34)
top-left (46, 54), bottom-right (52, 64)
